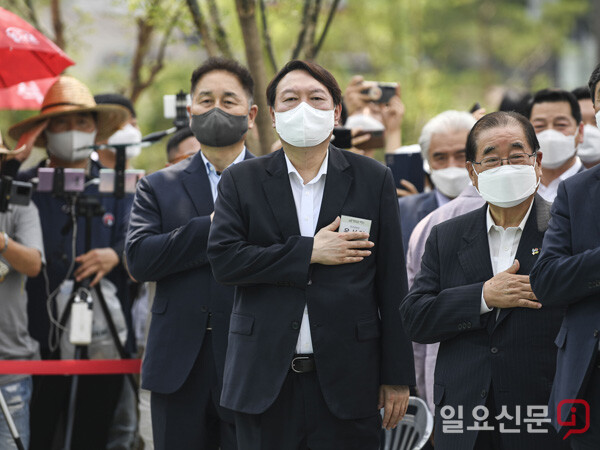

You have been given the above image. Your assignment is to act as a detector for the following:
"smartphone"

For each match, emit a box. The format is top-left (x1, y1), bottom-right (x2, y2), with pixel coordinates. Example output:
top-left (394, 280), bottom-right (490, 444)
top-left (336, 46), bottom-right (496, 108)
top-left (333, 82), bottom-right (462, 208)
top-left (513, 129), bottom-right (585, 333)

top-left (99, 169), bottom-right (145, 194)
top-left (385, 149), bottom-right (425, 193)
top-left (361, 82), bottom-right (398, 104)
top-left (331, 128), bottom-right (353, 149)
top-left (37, 168), bottom-right (86, 193)
top-left (355, 129), bottom-right (385, 150)
top-left (469, 102), bottom-right (481, 113)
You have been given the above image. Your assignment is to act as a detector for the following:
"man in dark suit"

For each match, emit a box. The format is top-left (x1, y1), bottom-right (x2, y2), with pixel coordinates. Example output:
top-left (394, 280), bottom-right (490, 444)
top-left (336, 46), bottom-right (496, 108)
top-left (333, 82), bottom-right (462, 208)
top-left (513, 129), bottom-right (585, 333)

top-left (397, 110), bottom-right (475, 251)
top-left (401, 111), bottom-right (568, 450)
top-left (529, 64), bottom-right (600, 450)
top-left (207, 60), bottom-right (415, 450)
top-left (126, 57), bottom-right (257, 450)
top-left (526, 88), bottom-right (586, 202)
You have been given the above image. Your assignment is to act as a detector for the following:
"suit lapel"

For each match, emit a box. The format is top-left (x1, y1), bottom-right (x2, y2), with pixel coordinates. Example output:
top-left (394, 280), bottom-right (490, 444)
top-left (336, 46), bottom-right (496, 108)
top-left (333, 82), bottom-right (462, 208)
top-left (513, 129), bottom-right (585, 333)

top-left (594, 171), bottom-right (600, 238)
top-left (494, 199), bottom-right (543, 329)
top-left (182, 152), bottom-right (214, 215)
top-left (262, 150), bottom-right (301, 238)
top-left (315, 147), bottom-right (352, 232)
top-left (457, 205), bottom-right (494, 284)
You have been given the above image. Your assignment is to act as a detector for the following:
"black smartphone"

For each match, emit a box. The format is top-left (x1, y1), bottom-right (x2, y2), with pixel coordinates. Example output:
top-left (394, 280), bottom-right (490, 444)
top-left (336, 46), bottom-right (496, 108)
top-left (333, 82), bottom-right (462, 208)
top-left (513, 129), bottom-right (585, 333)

top-left (385, 151), bottom-right (425, 193)
top-left (469, 102), bottom-right (481, 113)
top-left (331, 127), bottom-right (353, 149)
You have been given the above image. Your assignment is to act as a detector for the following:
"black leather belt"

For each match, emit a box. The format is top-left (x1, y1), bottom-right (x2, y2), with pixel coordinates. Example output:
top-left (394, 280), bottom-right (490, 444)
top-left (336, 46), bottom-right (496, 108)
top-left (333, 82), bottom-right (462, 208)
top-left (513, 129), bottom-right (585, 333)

top-left (291, 354), bottom-right (315, 373)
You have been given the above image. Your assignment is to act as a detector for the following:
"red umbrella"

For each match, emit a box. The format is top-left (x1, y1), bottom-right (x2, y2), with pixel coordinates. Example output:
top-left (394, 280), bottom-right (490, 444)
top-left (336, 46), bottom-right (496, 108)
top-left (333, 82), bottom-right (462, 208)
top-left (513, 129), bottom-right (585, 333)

top-left (0, 76), bottom-right (57, 110)
top-left (0, 7), bottom-right (74, 88)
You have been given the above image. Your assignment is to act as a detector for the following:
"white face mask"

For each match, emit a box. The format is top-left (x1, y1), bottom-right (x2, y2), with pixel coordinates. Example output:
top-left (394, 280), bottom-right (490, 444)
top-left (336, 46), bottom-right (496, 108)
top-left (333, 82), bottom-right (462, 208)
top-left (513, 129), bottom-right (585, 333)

top-left (579, 124), bottom-right (600, 164)
top-left (536, 129), bottom-right (577, 169)
top-left (474, 163), bottom-right (539, 208)
top-left (107, 123), bottom-right (143, 159)
top-left (429, 167), bottom-right (470, 199)
top-left (274, 102), bottom-right (334, 148)
top-left (45, 129), bottom-right (97, 162)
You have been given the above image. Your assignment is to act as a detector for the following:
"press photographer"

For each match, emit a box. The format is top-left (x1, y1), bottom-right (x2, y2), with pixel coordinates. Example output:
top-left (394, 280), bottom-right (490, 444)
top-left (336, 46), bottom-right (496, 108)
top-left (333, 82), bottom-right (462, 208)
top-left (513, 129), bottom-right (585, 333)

top-left (0, 134), bottom-right (44, 450)
top-left (8, 75), bottom-right (134, 450)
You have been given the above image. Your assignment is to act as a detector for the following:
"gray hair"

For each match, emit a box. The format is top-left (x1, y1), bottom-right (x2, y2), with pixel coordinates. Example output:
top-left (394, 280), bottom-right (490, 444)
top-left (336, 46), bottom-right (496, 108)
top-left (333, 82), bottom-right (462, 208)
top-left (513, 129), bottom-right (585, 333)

top-left (418, 110), bottom-right (476, 162)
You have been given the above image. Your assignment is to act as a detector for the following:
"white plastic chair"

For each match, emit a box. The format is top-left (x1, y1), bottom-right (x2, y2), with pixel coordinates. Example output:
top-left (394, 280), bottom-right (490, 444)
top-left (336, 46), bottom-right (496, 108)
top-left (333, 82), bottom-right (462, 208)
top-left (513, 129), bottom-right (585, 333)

top-left (380, 396), bottom-right (434, 450)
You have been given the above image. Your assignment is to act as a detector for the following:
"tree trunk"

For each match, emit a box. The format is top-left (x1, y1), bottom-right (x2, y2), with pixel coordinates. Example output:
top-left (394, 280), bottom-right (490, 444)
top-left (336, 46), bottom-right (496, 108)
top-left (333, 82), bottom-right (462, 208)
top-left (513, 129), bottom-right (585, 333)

top-left (235, 0), bottom-right (275, 155)
top-left (185, 0), bottom-right (220, 57)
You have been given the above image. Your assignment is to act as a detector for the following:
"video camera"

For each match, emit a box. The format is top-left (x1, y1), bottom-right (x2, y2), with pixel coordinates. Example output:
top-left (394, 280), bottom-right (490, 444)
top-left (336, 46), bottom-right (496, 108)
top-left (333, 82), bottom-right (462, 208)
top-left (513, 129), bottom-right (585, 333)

top-left (0, 176), bottom-right (33, 213)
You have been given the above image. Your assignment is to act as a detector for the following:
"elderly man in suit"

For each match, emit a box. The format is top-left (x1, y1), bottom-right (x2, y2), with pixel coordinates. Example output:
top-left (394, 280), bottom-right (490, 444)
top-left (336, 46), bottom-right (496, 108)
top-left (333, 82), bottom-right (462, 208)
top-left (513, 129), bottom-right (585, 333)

top-left (397, 110), bottom-right (476, 251)
top-left (401, 111), bottom-right (568, 450)
top-left (126, 57), bottom-right (257, 450)
top-left (530, 64), bottom-right (600, 450)
top-left (207, 60), bottom-right (415, 450)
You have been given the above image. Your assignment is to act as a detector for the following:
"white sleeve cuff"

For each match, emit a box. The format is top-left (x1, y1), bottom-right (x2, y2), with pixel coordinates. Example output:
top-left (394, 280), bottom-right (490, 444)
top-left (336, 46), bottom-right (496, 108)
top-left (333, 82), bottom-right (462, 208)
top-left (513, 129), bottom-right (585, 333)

top-left (480, 288), bottom-right (494, 314)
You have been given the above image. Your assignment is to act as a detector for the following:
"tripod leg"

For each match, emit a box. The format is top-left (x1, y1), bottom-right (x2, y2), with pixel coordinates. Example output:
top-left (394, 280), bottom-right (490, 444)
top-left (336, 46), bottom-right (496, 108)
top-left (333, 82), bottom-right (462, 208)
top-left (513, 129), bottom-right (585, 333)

top-left (0, 387), bottom-right (25, 450)
top-left (93, 285), bottom-right (140, 403)
top-left (63, 345), bottom-right (83, 450)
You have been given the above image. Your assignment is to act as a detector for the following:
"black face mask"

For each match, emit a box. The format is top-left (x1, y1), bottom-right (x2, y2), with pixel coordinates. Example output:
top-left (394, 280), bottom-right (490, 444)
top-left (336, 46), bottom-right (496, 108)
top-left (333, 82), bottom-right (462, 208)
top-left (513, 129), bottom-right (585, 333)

top-left (190, 107), bottom-right (248, 148)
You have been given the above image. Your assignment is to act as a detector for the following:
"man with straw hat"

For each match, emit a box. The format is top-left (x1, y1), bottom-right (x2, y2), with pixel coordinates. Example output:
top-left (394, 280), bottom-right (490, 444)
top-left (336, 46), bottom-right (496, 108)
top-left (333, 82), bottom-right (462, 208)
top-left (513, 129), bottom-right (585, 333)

top-left (0, 132), bottom-right (44, 449)
top-left (8, 75), bottom-right (133, 450)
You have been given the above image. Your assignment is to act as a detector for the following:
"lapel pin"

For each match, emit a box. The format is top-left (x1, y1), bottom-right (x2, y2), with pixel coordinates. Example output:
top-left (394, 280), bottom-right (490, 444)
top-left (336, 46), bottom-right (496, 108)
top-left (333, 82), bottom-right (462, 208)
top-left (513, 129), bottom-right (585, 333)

top-left (531, 248), bottom-right (540, 255)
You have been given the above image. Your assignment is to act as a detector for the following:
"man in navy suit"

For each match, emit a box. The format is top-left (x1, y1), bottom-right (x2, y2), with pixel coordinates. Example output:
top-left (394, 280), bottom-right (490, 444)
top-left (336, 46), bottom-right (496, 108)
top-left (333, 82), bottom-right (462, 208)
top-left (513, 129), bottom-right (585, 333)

top-left (397, 110), bottom-right (475, 251)
top-left (530, 64), bottom-right (600, 450)
top-left (401, 111), bottom-right (568, 449)
top-left (207, 60), bottom-right (415, 450)
top-left (126, 57), bottom-right (257, 450)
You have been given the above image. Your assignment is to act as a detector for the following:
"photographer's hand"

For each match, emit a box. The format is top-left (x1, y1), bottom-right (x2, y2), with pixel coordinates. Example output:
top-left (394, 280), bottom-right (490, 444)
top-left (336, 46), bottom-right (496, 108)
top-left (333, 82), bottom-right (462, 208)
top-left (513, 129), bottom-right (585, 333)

top-left (75, 247), bottom-right (120, 286)
top-left (11, 119), bottom-right (48, 163)
top-left (343, 76), bottom-right (373, 116)
top-left (382, 86), bottom-right (404, 153)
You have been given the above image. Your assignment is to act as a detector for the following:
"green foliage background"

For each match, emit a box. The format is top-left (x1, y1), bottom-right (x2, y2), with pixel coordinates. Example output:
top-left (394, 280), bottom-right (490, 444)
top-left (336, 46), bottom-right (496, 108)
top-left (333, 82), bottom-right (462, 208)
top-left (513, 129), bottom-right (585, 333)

top-left (0, 0), bottom-right (591, 173)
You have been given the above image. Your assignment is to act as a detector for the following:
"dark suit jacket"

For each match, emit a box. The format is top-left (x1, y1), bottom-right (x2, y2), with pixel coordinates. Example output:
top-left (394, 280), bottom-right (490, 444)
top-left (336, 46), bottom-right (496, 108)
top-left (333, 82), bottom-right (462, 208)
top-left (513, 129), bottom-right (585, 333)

top-left (401, 197), bottom-right (568, 450)
top-left (207, 146), bottom-right (415, 420)
top-left (125, 150), bottom-right (253, 394)
top-left (530, 165), bottom-right (600, 434)
top-left (397, 190), bottom-right (439, 252)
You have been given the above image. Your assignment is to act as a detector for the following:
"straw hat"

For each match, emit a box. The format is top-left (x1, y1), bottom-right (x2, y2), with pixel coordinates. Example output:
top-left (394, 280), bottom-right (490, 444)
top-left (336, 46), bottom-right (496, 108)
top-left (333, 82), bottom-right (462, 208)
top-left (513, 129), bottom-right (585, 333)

top-left (0, 130), bottom-right (25, 155)
top-left (8, 76), bottom-right (130, 148)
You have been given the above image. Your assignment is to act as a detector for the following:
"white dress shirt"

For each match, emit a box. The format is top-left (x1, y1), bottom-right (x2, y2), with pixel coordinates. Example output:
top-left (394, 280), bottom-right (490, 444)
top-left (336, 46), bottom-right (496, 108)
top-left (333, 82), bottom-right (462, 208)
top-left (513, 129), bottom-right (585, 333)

top-left (284, 150), bottom-right (329, 354)
top-left (201, 148), bottom-right (247, 202)
top-left (480, 201), bottom-right (534, 315)
top-left (537, 157), bottom-right (582, 202)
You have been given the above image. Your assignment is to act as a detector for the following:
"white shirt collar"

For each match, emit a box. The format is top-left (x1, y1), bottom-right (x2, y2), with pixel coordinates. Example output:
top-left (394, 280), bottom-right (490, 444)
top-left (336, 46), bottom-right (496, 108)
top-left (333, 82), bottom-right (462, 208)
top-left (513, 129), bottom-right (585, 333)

top-left (201, 147), bottom-right (246, 176)
top-left (486, 199), bottom-right (534, 233)
top-left (559, 156), bottom-right (582, 181)
top-left (284, 149), bottom-right (329, 185)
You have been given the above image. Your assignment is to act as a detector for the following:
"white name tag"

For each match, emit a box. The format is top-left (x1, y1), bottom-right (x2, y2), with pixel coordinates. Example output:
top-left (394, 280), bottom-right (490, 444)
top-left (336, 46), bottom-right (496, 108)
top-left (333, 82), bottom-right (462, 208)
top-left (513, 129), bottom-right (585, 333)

top-left (339, 215), bottom-right (371, 236)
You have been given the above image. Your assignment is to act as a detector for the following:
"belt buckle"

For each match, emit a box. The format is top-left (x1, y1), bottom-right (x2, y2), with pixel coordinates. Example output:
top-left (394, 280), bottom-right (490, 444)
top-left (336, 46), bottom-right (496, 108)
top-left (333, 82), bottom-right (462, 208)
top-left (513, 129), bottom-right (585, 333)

top-left (291, 356), bottom-right (310, 373)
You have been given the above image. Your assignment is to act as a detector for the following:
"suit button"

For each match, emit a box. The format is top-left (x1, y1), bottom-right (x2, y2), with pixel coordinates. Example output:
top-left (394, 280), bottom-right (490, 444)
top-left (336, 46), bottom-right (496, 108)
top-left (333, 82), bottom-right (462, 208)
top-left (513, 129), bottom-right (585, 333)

top-left (594, 330), bottom-right (599, 338)
top-left (490, 347), bottom-right (498, 354)
top-left (481, 390), bottom-right (487, 398)
top-left (201, 306), bottom-right (208, 312)
top-left (291, 321), bottom-right (300, 330)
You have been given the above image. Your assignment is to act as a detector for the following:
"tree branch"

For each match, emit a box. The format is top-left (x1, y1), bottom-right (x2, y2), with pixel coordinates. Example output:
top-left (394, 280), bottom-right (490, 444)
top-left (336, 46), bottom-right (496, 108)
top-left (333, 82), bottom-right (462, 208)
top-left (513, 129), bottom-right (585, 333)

top-left (291, 0), bottom-right (313, 60)
top-left (207, 0), bottom-right (233, 58)
top-left (50, 0), bottom-right (66, 50)
top-left (304, 0), bottom-right (322, 59)
top-left (259, 0), bottom-right (277, 72)
top-left (185, 0), bottom-right (219, 57)
top-left (312, 0), bottom-right (340, 59)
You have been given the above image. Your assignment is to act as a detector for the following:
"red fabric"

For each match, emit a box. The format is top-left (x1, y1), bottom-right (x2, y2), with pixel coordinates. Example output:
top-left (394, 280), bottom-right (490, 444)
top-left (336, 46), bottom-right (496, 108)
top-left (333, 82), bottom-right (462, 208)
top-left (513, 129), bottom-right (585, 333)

top-left (0, 359), bottom-right (142, 375)
top-left (0, 7), bottom-right (74, 89)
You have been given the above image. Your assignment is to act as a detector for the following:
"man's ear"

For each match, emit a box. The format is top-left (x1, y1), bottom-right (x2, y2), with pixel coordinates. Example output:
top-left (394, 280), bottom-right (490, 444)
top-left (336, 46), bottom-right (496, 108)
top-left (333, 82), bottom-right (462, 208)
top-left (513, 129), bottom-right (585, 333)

top-left (576, 121), bottom-right (584, 145)
top-left (467, 161), bottom-right (478, 189)
top-left (187, 105), bottom-right (192, 128)
top-left (270, 106), bottom-right (276, 128)
top-left (247, 105), bottom-right (259, 129)
top-left (334, 103), bottom-right (342, 126)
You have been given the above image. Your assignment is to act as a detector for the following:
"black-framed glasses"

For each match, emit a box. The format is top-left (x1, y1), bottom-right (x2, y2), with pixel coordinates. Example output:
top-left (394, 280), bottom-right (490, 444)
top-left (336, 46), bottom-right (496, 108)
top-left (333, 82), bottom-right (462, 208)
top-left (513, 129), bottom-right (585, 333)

top-left (472, 152), bottom-right (536, 169)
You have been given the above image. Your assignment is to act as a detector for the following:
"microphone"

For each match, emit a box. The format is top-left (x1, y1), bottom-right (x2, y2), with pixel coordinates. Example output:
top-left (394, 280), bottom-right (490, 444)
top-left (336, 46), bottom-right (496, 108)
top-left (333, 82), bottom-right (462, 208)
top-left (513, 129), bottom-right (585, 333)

top-left (141, 127), bottom-right (178, 143)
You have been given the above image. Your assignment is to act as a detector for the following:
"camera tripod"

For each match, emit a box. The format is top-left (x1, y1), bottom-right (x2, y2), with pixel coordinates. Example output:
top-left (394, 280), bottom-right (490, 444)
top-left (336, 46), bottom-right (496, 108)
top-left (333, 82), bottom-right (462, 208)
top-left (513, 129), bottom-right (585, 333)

top-left (0, 387), bottom-right (25, 450)
top-left (53, 194), bottom-right (138, 450)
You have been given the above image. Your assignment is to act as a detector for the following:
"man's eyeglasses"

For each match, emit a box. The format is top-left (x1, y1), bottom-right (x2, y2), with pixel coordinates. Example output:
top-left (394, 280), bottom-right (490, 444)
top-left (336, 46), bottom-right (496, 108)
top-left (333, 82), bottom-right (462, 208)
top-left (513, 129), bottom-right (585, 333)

top-left (471, 152), bottom-right (536, 169)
